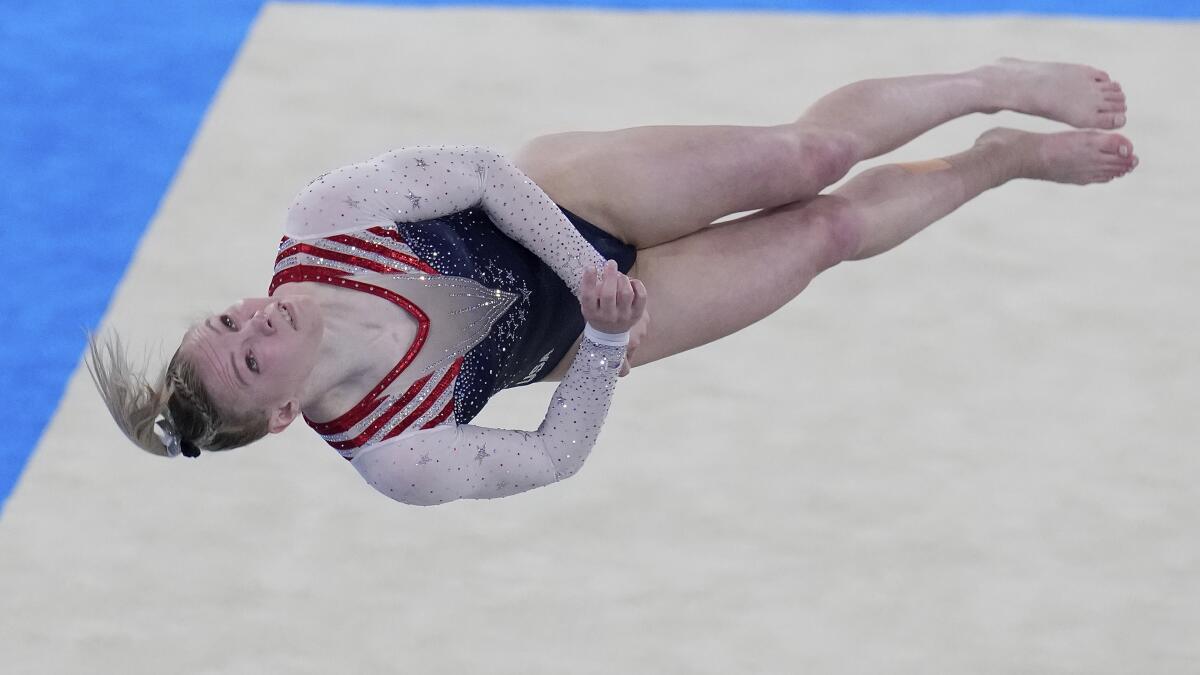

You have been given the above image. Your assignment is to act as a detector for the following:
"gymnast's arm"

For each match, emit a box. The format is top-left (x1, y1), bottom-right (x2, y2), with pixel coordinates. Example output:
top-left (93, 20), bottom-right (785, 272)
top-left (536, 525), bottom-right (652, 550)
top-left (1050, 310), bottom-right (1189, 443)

top-left (353, 262), bottom-right (640, 506)
top-left (350, 335), bottom-right (627, 506)
top-left (284, 145), bottom-right (606, 295)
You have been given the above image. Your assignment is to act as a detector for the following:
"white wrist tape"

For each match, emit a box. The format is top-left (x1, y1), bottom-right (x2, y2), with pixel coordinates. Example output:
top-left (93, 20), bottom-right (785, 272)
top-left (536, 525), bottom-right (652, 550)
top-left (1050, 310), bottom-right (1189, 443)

top-left (584, 323), bottom-right (630, 347)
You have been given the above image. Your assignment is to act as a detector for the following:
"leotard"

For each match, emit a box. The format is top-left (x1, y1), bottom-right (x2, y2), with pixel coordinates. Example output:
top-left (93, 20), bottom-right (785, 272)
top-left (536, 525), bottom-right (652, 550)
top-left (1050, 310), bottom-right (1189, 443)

top-left (271, 146), bottom-right (629, 506)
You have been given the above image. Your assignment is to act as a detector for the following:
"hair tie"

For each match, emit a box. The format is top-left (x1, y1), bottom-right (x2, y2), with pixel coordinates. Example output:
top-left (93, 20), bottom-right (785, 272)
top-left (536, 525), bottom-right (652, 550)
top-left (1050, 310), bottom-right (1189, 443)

top-left (153, 414), bottom-right (199, 458)
top-left (180, 439), bottom-right (201, 458)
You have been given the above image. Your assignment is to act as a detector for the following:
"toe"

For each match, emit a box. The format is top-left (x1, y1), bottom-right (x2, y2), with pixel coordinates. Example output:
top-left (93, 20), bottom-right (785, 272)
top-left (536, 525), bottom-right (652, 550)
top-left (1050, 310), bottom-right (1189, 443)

top-left (1098, 134), bottom-right (1132, 156)
top-left (1112, 155), bottom-right (1138, 175)
top-left (1091, 68), bottom-right (1111, 82)
top-left (1111, 113), bottom-right (1127, 129)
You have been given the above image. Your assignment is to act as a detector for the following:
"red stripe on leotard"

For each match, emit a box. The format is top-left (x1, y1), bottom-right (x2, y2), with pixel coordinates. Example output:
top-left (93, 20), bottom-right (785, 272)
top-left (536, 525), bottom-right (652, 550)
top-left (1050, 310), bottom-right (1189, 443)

top-left (274, 231), bottom-right (437, 276)
top-left (268, 264), bottom-right (348, 295)
top-left (421, 399), bottom-right (457, 431)
top-left (275, 228), bottom-right (406, 258)
top-left (328, 234), bottom-right (439, 274)
top-left (380, 359), bottom-right (462, 441)
top-left (274, 243), bottom-right (417, 278)
top-left (326, 373), bottom-right (435, 449)
top-left (304, 396), bottom-right (387, 437)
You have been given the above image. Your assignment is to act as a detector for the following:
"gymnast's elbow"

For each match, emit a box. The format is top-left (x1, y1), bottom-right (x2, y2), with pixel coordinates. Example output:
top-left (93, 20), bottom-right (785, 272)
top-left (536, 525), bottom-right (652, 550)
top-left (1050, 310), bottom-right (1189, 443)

top-left (361, 477), bottom-right (461, 507)
top-left (542, 449), bottom-right (592, 484)
top-left (352, 462), bottom-right (461, 507)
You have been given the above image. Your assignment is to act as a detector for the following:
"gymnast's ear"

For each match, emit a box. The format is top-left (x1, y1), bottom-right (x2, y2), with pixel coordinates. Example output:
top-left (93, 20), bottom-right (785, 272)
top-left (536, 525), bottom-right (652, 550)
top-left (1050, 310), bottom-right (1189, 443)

top-left (267, 399), bottom-right (301, 434)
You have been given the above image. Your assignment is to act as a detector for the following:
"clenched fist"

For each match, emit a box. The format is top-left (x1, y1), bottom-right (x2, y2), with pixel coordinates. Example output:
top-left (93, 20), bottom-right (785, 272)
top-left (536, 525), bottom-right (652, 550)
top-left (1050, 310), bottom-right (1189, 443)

top-left (580, 259), bottom-right (648, 336)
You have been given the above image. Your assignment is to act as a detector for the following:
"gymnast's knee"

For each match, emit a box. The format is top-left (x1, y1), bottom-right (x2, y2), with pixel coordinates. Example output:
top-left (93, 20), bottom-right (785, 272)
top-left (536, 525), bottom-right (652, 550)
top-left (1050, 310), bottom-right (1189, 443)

top-left (804, 196), bottom-right (864, 269)
top-left (794, 127), bottom-right (858, 191)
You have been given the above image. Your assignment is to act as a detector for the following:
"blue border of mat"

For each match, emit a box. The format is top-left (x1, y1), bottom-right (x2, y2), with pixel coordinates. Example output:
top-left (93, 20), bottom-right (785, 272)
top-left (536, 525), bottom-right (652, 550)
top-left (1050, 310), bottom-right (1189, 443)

top-left (0, 1), bottom-right (264, 512)
top-left (351, 0), bottom-right (1200, 17)
top-left (1, 0), bottom-right (1196, 515)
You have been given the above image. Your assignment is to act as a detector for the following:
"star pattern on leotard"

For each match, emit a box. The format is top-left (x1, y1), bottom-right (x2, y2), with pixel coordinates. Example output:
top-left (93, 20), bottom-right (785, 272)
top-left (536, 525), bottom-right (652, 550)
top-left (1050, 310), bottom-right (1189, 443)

top-left (405, 190), bottom-right (422, 209)
top-left (474, 163), bottom-right (486, 178)
top-left (414, 158), bottom-right (428, 167)
top-left (475, 446), bottom-right (491, 464)
top-left (343, 196), bottom-right (362, 209)
top-left (417, 453), bottom-right (432, 465)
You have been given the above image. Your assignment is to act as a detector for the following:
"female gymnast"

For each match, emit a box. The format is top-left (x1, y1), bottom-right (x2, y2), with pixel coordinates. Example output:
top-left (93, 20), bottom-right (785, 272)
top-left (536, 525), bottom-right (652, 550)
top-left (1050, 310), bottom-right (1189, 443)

top-left (89, 58), bottom-right (1135, 506)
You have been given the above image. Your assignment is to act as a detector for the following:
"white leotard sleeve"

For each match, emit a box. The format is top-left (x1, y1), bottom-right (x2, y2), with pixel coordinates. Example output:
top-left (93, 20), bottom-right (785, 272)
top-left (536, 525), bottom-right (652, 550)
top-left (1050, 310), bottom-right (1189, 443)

top-left (350, 337), bottom-right (626, 506)
top-left (285, 145), bottom-right (608, 295)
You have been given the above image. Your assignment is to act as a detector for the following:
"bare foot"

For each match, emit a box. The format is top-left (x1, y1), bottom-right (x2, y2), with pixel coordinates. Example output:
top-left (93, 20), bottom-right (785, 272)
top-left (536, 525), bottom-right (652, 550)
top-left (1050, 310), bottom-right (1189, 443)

top-left (981, 57), bottom-right (1128, 130)
top-left (976, 127), bottom-right (1138, 185)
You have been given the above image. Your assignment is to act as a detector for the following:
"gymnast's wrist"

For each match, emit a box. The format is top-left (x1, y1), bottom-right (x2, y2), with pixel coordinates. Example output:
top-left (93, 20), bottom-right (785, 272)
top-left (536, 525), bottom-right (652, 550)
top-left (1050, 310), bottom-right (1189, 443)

top-left (584, 323), bottom-right (630, 347)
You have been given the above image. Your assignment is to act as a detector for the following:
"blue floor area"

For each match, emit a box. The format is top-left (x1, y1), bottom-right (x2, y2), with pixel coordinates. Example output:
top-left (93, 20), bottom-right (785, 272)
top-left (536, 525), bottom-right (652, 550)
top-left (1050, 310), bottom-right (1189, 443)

top-left (0, 1), bottom-right (263, 511)
top-left (1, 0), bottom-right (1195, 514)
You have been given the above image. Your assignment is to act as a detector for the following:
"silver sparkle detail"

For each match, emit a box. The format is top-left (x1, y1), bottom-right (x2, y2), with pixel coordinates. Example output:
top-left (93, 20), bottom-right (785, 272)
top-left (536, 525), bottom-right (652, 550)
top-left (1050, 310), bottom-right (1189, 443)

top-left (364, 369), bottom-right (450, 444)
top-left (408, 385), bottom-right (456, 432)
top-left (290, 241), bottom-right (424, 275)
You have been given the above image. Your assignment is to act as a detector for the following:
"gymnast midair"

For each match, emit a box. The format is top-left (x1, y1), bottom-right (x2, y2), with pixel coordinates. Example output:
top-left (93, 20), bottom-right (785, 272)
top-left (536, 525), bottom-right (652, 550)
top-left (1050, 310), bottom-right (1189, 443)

top-left (90, 59), bottom-right (1135, 506)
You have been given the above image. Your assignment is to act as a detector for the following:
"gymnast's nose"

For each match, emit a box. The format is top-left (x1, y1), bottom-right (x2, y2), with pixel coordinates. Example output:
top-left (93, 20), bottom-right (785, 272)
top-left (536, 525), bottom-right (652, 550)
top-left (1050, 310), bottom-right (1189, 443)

top-left (252, 303), bottom-right (278, 335)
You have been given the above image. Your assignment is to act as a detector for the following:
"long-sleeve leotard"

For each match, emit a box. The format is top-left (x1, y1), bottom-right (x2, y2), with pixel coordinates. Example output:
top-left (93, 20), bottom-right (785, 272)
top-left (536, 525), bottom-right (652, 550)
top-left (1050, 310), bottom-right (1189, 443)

top-left (285, 146), bottom-right (624, 506)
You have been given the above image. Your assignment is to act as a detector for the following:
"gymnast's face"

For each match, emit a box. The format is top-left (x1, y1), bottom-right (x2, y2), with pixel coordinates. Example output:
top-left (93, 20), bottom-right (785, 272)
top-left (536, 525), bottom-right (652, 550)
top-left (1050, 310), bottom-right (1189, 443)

top-left (184, 296), bottom-right (325, 431)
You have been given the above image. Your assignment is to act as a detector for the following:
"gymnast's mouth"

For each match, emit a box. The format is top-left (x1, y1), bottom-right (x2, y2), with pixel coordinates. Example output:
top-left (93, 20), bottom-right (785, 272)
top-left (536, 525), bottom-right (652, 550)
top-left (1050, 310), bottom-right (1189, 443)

top-left (279, 302), bottom-right (297, 330)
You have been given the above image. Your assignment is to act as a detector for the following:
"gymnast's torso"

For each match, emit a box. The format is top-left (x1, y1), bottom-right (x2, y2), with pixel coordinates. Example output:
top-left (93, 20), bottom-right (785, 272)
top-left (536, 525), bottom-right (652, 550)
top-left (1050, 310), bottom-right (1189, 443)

top-left (267, 218), bottom-right (529, 459)
top-left (269, 146), bottom-right (635, 463)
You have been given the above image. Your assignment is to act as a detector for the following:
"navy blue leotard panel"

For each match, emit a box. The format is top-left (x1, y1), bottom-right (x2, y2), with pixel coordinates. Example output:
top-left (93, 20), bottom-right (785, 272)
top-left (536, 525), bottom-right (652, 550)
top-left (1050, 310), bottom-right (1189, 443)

top-left (394, 205), bottom-right (636, 424)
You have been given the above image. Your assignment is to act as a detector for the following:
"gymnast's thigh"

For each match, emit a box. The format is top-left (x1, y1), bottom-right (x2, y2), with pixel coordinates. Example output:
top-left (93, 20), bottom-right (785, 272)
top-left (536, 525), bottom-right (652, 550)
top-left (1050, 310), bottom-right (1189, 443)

top-left (511, 132), bottom-right (629, 246)
top-left (512, 124), bottom-right (811, 251)
top-left (541, 197), bottom-right (846, 379)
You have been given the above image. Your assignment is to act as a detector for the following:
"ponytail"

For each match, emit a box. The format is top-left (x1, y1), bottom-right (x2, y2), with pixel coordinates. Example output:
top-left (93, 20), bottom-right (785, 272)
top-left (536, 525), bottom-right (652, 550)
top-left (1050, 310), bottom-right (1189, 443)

top-left (85, 330), bottom-right (270, 458)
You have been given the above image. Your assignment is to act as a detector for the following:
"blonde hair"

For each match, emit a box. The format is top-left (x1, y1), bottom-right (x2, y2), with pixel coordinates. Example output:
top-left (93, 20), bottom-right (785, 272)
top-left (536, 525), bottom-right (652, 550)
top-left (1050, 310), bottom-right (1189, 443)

top-left (85, 330), bottom-right (270, 457)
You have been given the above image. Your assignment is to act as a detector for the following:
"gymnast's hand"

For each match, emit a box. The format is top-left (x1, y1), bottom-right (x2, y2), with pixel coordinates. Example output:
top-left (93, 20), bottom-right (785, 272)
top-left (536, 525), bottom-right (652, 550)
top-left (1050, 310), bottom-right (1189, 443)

top-left (580, 259), bottom-right (648, 342)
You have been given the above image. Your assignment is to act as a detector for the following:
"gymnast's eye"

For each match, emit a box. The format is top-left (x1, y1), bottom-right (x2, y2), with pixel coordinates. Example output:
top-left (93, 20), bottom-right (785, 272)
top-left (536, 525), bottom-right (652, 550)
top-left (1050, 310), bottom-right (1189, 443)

top-left (246, 352), bottom-right (259, 374)
top-left (221, 314), bottom-right (237, 331)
